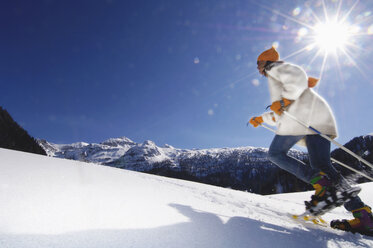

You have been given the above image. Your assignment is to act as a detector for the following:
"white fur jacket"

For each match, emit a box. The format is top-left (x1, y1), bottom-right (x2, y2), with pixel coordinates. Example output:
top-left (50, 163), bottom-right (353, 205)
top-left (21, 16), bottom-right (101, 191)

top-left (261, 62), bottom-right (338, 139)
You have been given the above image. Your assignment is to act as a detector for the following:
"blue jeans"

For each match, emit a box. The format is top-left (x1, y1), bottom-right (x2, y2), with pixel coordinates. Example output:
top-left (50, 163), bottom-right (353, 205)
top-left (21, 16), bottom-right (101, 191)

top-left (268, 134), bottom-right (364, 211)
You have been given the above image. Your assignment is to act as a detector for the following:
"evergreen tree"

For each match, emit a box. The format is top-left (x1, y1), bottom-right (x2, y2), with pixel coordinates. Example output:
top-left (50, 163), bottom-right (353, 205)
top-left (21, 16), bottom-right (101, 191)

top-left (0, 106), bottom-right (46, 155)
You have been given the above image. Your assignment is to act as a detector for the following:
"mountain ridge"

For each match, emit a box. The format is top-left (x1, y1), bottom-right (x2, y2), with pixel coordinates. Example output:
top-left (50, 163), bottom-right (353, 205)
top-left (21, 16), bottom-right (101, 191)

top-left (37, 137), bottom-right (309, 194)
top-left (38, 134), bottom-right (373, 195)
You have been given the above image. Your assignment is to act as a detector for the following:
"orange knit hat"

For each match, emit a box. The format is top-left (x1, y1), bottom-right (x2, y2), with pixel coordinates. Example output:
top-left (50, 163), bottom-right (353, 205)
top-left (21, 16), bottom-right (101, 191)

top-left (258, 46), bottom-right (319, 87)
top-left (257, 47), bottom-right (280, 61)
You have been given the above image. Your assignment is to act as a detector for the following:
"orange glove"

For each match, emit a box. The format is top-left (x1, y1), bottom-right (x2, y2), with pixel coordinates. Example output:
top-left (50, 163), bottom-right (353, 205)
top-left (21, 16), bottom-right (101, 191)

top-left (249, 116), bottom-right (264, 127)
top-left (270, 98), bottom-right (293, 115)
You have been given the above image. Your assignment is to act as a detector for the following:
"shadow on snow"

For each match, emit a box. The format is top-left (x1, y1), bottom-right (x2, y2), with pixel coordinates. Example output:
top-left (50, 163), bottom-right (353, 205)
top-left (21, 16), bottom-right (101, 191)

top-left (1, 203), bottom-right (372, 248)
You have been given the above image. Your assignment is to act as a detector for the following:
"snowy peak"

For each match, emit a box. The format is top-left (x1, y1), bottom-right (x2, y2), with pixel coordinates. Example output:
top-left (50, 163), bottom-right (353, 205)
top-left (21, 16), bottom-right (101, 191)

top-left (107, 142), bottom-right (311, 194)
top-left (38, 137), bottom-right (174, 166)
top-left (110, 140), bottom-right (172, 170)
top-left (69, 142), bottom-right (90, 148)
top-left (164, 144), bottom-right (174, 149)
top-left (101, 137), bottom-right (135, 147)
top-left (37, 137), bottom-right (137, 164)
top-left (142, 140), bottom-right (157, 147)
top-left (38, 136), bottom-right (311, 194)
top-left (37, 134), bottom-right (373, 195)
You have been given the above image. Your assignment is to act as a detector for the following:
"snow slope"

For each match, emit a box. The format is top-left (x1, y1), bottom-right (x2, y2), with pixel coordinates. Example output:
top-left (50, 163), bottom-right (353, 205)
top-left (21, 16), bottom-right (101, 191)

top-left (1, 148), bottom-right (373, 248)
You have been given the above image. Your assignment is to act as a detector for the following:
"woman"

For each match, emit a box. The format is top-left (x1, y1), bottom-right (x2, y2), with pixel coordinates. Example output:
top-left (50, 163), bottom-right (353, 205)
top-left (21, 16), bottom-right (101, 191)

top-left (249, 46), bottom-right (373, 235)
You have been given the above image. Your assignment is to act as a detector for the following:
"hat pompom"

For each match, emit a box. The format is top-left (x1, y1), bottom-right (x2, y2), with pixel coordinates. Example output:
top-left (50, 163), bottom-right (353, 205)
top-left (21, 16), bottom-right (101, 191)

top-left (308, 77), bottom-right (319, 88)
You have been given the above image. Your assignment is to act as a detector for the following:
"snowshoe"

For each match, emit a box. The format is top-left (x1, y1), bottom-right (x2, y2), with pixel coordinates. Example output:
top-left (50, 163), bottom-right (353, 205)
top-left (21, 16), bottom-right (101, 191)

top-left (331, 206), bottom-right (373, 236)
top-left (305, 172), bottom-right (361, 215)
top-left (291, 213), bottom-right (328, 227)
top-left (305, 186), bottom-right (361, 216)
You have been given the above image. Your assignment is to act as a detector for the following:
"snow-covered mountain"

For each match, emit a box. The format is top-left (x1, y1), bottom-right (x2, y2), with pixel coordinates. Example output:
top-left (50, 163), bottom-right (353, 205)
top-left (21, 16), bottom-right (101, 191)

top-left (109, 141), bottom-right (310, 194)
top-left (38, 134), bottom-right (373, 195)
top-left (38, 138), bottom-right (309, 194)
top-left (1, 148), bottom-right (372, 248)
top-left (38, 137), bottom-right (136, 164)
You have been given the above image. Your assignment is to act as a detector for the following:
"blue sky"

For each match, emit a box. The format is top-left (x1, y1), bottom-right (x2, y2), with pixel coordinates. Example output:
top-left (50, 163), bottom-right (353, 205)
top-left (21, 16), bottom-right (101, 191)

top-left (2, 0), bottom-right (373, 149)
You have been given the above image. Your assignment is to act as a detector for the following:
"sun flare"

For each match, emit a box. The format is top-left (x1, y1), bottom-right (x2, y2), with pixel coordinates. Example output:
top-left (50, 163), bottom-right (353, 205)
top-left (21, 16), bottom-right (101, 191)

top-left (313, 20), bottom-right (351, 53)
top-left (258, 0), bottom-right (373, 83)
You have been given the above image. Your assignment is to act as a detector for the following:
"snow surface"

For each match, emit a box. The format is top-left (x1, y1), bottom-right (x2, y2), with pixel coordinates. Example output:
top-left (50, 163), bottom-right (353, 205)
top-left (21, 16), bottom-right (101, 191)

top-left (1, 148), bottom-right (373, 248)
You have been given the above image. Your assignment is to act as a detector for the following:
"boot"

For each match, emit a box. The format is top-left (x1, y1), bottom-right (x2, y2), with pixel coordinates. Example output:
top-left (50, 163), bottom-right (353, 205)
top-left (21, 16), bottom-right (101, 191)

top-left (305, 172), bottom-right (336, 210)
top-left (305, 172), bottom-right (361, 215)
top-left (331, 206), bottom-right (373, 236)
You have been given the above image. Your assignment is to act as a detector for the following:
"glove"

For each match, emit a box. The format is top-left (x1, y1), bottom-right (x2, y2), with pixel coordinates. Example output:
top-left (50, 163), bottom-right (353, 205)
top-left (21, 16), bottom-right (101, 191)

top-left (249, 116), bottom-right (264, 128)
top-left (270, 98), bottom-right (293, 115)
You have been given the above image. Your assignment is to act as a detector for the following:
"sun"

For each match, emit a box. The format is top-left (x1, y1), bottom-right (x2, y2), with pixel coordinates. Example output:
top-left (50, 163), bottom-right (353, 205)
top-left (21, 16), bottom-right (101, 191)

top-left (242, 0), bottom-right (372, 89)
top-left (313, 20), bottom-right (351, 54)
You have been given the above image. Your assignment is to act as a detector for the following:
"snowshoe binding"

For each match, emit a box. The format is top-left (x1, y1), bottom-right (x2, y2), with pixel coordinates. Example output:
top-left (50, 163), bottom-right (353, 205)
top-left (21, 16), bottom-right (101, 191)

top-left (305, 172), bottom-right (361, 216)
top-left (331, 206), bottom-right (373, 236)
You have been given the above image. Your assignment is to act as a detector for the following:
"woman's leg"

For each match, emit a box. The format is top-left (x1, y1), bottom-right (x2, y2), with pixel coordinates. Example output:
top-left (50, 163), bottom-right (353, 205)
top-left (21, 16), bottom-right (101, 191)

top-left (305, 135), bottom-right (342, 181)
top-left (268, 135), bottom-right (320, 183)
top-left (307, 135), bottom-right (373, 233)
top-left (305, 135), bottom-right (364, 211)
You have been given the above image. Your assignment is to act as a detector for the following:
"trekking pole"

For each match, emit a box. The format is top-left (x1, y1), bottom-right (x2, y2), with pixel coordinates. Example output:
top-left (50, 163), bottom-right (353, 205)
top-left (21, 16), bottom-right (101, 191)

top-left (259, 123), bottom-right (276, 133)
top-left (330, 158), bottom-right (373, 181)
top-left (283, 111), bottom-right (373, 172)
top-left (258, 122), bottom-right (373, 182)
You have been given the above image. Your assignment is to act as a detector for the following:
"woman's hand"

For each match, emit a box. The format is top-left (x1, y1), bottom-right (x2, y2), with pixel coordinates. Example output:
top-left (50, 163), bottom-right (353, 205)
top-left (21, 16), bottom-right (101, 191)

top-left (270, 98), bottom-right (293, 115)
top-left (249, 116), bottom-right (264, 127)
